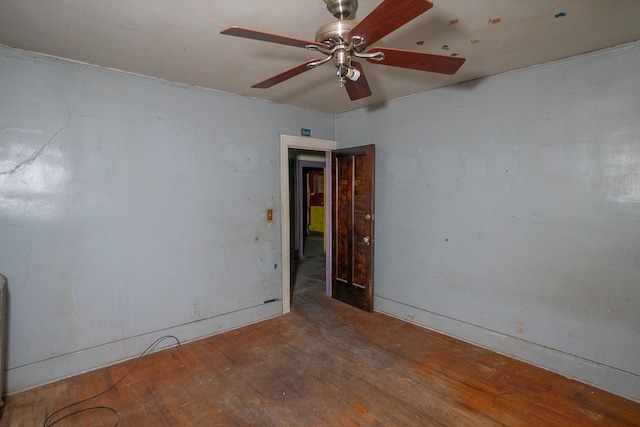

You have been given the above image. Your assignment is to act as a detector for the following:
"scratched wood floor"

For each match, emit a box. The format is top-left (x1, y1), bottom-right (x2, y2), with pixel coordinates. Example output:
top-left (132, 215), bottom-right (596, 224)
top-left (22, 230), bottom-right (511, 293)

top-left (2, 235), bottom-right (640, 426)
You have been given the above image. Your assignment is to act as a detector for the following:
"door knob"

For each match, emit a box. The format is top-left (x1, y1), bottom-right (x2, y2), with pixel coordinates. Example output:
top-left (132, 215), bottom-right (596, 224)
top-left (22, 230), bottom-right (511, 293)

top-left (363, 236), bottom-right (370, 245)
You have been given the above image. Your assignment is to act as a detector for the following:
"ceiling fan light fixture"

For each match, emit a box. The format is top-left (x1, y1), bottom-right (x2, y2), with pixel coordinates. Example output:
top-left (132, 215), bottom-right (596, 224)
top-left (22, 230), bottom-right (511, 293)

top-left (344, 66), bottom-right (361, 82)
top-left (335, 49), bottom-right (360, 86)
top-left (336, 65), bottom-right (360, 87)
top-left (221, 0), bottom-right (465, 100)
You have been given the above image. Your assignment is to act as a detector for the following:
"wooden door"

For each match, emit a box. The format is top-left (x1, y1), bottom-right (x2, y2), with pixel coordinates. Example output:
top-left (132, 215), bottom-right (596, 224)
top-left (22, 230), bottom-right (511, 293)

top-left (331, 144), bottom-right (375, 312)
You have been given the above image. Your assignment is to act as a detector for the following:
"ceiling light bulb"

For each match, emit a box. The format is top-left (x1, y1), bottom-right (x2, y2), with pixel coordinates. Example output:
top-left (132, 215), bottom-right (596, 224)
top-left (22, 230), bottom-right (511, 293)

top-left (346, 67), bottom-right (361, 81)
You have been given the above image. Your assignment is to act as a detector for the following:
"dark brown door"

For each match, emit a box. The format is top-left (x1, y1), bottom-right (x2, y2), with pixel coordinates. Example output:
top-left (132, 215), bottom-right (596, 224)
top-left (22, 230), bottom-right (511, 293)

top-left (331, 144), bottom-right (375, 312)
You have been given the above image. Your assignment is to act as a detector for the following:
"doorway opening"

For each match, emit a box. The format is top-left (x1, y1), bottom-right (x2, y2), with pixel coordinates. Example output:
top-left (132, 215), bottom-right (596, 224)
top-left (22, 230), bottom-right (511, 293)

top-left (298, 163), bottom-right (325, 258)
top-left (280, 135), bottom-right (336, 314)
top-left (292, 159), bottom-right (325, 306)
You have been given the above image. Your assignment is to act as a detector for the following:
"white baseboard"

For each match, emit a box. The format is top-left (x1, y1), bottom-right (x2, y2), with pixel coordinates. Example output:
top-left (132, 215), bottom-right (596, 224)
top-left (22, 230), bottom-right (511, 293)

top-left (375, 296), bottom-right (640, 403)
top-left (7, 301), bottom-right (282, 394)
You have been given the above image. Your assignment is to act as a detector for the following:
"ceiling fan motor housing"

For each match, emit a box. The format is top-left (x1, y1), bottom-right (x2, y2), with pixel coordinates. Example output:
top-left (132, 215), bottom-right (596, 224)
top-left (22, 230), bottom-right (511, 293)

top-left (324, 0), bottom-right (358, 19)
top-left (315, 20), bottom-right (357, 44)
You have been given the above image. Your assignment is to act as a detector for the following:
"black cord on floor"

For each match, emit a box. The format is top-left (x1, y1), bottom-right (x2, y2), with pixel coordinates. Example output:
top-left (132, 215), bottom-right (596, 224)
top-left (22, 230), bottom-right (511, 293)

top-left (43, 335), bottom-right (181, 427)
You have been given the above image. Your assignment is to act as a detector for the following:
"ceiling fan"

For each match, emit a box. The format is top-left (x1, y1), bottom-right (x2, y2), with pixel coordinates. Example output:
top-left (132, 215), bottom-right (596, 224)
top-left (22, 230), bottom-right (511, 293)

top-left (220, 0), bottom-right (465, 101)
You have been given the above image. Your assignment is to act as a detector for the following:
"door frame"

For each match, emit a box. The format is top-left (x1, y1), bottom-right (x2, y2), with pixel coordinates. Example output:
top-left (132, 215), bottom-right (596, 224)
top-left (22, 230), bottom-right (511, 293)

top-left (280, 134), bottom-right (337, 314)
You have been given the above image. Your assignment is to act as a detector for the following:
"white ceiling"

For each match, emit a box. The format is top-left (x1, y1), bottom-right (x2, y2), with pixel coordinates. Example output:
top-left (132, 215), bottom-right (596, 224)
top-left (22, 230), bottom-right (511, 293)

top-left (1, 0), bottom-right (640, 114)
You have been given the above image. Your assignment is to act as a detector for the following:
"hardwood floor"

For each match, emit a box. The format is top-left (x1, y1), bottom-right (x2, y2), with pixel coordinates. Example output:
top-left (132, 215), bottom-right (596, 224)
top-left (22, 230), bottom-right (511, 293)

top-left (2, 236), bottom-right (639, 426)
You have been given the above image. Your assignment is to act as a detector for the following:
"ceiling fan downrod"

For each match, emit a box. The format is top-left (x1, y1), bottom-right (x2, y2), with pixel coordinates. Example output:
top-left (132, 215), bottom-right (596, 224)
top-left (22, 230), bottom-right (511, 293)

top-left (324, 0), bottom-right (358, 19)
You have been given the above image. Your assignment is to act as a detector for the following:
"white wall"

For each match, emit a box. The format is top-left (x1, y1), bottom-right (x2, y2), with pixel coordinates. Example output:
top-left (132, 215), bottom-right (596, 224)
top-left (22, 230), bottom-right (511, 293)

top-left (0, 46), bottom-right (334, 393)
top-left (336, 42), bottom-right (640, 401)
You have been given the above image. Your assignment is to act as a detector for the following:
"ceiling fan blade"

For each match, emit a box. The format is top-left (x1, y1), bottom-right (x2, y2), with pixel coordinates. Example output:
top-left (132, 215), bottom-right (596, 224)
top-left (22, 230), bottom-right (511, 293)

top-left (366, 47), bottom-right (466, 74)
top-left (344, 61), bottom-right (372, 101)
top-left (347, 0), bottom-right (433, 46)
top-left (221, 26), bottom-right (324, 49)
top-left (251, 59), bottom-right (321, 89)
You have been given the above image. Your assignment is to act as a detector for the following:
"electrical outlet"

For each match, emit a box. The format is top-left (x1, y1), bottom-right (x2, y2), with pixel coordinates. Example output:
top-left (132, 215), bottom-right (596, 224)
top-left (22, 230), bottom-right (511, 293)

top-left (407, 314), bottom-right (414, 323)
top-left (516, 319), bottom-right (524, 333)
top-left (193, 303), bottom-right (200, 316)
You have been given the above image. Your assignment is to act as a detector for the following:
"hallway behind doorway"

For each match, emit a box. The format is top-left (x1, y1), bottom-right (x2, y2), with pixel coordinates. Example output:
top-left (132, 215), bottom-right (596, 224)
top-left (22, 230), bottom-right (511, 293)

top-left (291, 231), bottom-right (326, 305)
